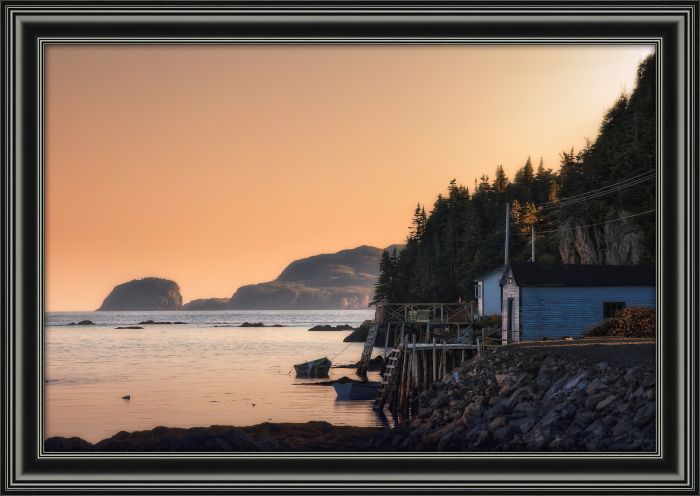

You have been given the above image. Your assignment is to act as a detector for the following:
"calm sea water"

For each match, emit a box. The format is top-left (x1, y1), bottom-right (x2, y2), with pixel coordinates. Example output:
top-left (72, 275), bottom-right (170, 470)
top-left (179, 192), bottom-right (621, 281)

top-left (45, 310), bottom-right (385, 443)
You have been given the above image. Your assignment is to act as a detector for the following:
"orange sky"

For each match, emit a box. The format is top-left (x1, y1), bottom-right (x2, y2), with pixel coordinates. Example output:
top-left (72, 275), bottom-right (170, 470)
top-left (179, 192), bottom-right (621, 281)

top-left (45, 44), bottom-right (654, 311)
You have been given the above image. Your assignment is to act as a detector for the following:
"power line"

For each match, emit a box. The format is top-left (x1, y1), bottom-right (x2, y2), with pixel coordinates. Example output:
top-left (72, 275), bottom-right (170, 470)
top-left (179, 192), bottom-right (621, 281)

top-left (536, 170), bottom-right (655, 211)
top-left (512, 209), bottom-right (656, 236)
top-left (540, 175), bottom-right (655, 211)
top-left (543, 175), bottom-right (655, 209)
top-left (473, 171), bottom-right (656, 238)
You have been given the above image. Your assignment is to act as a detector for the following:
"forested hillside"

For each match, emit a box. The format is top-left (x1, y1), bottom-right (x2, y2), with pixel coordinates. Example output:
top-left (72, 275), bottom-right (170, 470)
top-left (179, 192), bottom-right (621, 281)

top-left (374, 54), bottom-right (655, 304)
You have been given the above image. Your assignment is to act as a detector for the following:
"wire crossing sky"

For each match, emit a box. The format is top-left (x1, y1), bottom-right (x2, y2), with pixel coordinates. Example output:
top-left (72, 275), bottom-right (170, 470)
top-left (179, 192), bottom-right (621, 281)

top-left (45, 44), bottom-right (655, 311)
top-left (537, 170), bottom-right (656, 210)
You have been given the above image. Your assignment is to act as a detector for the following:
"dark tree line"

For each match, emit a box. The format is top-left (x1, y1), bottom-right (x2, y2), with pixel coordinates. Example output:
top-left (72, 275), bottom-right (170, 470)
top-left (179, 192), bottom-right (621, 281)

top-left (373, 54), bottom-right (656, 304)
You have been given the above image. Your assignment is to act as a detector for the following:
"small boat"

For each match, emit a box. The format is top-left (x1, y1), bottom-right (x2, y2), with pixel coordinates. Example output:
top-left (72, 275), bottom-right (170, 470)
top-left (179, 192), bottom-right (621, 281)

top-left (333, 381), bottom-right (381, 400)
top-left (294, 357), bottom-right (332, 377)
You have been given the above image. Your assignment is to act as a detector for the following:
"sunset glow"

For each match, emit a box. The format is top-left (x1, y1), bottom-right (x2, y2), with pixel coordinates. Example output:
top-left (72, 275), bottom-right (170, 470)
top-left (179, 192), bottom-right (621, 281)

top-left (45, 44), bottom-right (654, 310)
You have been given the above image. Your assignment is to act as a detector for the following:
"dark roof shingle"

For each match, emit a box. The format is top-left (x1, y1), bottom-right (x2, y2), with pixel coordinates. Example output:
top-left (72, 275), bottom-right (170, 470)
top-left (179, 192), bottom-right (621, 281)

top-left (502, 262), bottom-right (655, 287)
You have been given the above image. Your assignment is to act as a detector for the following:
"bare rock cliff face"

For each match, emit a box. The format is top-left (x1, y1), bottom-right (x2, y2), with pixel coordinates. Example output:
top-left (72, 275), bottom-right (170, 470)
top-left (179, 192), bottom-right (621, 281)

top-left (559, 208), bottom-right (645, 265)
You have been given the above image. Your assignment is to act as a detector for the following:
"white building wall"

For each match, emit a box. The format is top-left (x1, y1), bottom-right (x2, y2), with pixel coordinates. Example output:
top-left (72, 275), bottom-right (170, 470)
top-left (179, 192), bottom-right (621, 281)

top-left (500, 267), bottom-right (520, 343)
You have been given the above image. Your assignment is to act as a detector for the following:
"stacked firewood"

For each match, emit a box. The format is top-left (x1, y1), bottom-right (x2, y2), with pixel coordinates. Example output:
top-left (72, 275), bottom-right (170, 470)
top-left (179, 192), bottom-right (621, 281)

top-left (585, 307), bottom-right (656, 338)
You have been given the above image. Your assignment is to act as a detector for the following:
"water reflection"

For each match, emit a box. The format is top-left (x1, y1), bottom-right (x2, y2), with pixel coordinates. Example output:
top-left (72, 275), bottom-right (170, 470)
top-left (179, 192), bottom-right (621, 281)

top-left (45, 316), bottom-right (387, 443)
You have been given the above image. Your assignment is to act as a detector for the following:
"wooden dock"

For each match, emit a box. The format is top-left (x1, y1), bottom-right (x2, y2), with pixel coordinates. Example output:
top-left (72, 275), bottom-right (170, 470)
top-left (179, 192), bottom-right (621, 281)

top-left (356, 302), bottom-right (494, 420)
top-left (374, 336), bottom-right (483, 418)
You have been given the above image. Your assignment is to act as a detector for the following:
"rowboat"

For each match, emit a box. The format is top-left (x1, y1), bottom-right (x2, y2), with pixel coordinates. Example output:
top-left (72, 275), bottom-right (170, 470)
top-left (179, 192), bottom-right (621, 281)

top-left (294, 357), bottom-right (332, 377)
top-left (333, 381), bottom-right (381, 400)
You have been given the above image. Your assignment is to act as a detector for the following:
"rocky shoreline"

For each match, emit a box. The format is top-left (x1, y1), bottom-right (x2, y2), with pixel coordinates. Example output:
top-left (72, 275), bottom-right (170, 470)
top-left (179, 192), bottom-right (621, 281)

top-left (389, 338), bottom-right (656, 451)
top-left (45, 422), bottom-right (382, 452)
top-left (45, 338), bottom-right (655, 452)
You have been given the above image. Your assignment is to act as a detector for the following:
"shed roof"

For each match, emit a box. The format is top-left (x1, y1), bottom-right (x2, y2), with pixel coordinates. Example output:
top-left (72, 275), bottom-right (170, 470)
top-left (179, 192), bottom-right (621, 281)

top-left (502, 262), bottom-right (655, 287)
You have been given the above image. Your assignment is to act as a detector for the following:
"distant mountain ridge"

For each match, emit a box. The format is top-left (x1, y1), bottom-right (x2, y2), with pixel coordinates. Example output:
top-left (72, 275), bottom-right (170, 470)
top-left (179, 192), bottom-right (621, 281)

top-left (276, 245), bottom-right (381, 287)
top-left (185, 244), bottom-right (403, 310)
top-left (98, 245), bottom-right (403, 311)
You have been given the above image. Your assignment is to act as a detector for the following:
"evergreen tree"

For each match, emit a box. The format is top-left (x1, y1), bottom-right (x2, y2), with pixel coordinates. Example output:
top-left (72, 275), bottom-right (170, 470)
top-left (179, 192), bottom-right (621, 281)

top-left (409, 203), bottom-right (427, 241)
top-left (371, 250), bottom-right (395, 304)
top-left (513, 156), bottom-right (535, 203)
top-left (373, 54), bottom-right (656, 303)
top-left (493, 165), bottom-right (509, 193)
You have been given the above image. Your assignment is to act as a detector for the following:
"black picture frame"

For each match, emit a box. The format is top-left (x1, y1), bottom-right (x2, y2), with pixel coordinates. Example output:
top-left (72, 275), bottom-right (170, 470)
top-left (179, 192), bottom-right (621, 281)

top-left (1, 2), bottom-right (697, 494)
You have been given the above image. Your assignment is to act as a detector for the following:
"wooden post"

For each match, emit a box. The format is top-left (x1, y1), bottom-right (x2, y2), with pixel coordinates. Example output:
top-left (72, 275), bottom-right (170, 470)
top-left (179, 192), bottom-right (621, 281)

top-left (441, 340), bottom-right (446, 377)
top-left (402, 341), bottom-right (409, 416)
top-left (399, 352), bottom-right (405, 416)
top-left (431, 337), bottom-right (437, 383)
top-left (412, 335), bottom-right (417, 384)
top-left (477, 337), bottom-right (481, 357)
top-left (505, 202), bottom-right (510, 265)
top-left (384, 323), bottom-right (390, 358)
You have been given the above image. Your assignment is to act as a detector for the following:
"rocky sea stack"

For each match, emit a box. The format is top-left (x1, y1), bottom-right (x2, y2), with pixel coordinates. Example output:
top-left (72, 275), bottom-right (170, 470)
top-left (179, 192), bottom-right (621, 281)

top-left (98, 277), bottom-right (183, 311)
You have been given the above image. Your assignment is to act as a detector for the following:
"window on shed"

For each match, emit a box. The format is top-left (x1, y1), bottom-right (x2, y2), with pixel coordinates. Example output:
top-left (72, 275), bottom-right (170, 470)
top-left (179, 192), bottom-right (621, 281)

top-left (603, 302), bottom-right (626, 319)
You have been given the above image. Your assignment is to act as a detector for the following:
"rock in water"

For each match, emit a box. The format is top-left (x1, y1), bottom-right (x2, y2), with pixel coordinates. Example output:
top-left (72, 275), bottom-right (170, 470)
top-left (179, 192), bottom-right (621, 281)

top-left (308, 324), bottom-right (354, 331)
top-left (97, 277), bottom-right (183, 311)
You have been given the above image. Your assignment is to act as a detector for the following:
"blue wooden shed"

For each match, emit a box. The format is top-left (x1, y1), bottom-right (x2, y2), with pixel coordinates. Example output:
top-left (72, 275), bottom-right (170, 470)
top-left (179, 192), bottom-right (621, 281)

top-left (474, 266), bottom-right (504, 318)
top-left (500, 262), bottom-right (655, 343)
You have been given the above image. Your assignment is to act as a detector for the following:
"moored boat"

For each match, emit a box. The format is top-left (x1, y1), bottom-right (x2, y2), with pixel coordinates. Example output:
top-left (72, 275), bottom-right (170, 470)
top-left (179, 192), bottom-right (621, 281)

top-left (294, 357), bottom-right (332, 377)
top-left (333, 381), bottom-right (381, 400)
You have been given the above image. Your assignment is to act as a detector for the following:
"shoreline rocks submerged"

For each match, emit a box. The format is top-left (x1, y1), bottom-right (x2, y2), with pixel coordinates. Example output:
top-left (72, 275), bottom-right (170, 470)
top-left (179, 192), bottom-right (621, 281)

top-left (44, 338), bottom-right (655, 452)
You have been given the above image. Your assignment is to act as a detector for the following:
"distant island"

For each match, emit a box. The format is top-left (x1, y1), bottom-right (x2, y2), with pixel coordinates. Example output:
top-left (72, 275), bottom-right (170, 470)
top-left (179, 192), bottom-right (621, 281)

top-left (97, 277), bottom-right (183, 311)
top-left (98, 244), bottom-right (403, 311)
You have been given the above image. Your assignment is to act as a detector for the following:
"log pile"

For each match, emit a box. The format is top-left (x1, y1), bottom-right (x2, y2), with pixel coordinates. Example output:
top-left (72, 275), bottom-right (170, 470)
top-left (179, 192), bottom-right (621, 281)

top-left (585, 307), bottom-right (655, 338)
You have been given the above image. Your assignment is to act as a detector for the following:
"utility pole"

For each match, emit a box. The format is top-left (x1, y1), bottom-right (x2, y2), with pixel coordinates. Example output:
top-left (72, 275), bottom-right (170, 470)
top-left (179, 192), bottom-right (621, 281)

top-left (504, 203), bottom-right (510, 265)
top-left (531, 225), bottom-right (536, 262)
